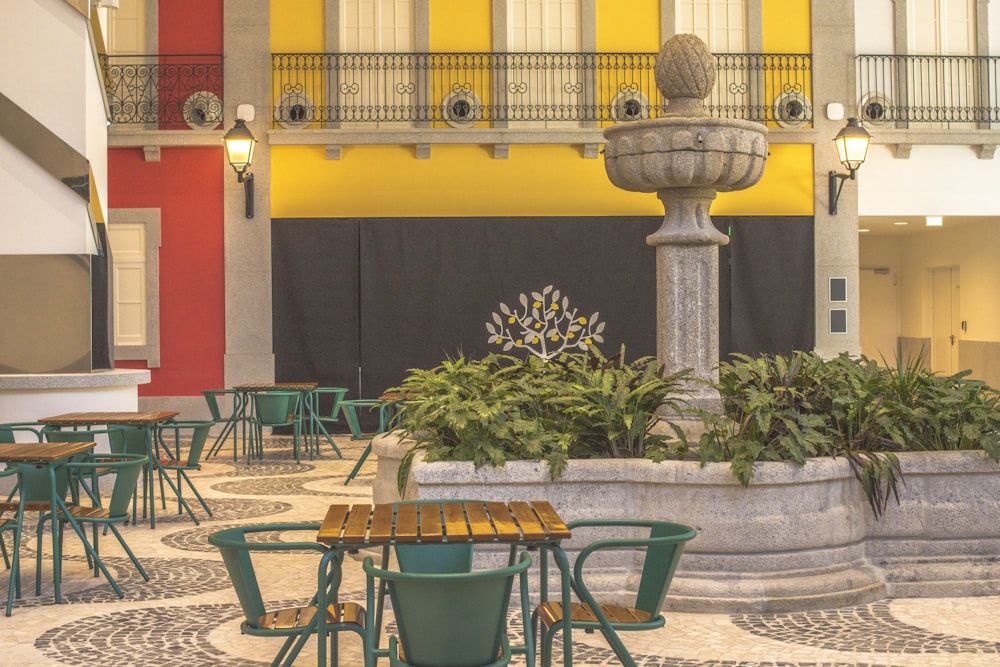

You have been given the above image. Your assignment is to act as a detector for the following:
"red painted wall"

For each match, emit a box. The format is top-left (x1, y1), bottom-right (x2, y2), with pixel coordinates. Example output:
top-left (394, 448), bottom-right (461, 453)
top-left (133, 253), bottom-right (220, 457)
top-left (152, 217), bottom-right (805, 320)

top-left (156, 0), bottom-right (224, 131)
top-left (109, 147), bottom-right (225, 397)
top-left (159, 0), bottom-right (223, 53)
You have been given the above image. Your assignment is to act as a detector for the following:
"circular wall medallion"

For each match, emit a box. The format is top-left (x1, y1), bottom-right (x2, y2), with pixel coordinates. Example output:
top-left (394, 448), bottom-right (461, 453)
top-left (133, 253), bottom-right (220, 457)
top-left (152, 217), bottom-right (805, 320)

top-left (442, 90), bottom-right (482, 128)
top-left (182, 91), bottom-right (222, 129)
top-left (611, 91), bottom-right (650, 122)
top-left (858, 91), bottom-right (892, 127)
top-left (773, 91), bottom-right (811, 128)
top-left (275, 91), bottom-right (314, 129)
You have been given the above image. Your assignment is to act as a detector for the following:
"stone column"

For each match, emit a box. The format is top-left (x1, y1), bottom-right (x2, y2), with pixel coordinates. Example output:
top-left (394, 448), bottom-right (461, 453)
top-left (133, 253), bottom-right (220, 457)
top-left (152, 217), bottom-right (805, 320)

top-left (223, 0), bottom-right (275, 385)
top-left (649, 187), bottom-right (728, 412)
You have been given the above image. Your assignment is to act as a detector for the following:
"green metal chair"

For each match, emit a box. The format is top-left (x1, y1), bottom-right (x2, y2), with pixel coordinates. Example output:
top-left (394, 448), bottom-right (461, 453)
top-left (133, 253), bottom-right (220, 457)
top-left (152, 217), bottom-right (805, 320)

top-left (0, 422), bottom-right (43, 444)
top-left (342, 399), bottom-right (400, 485)
top-left (208, 522), bottom-right (366, 667)
top-left (40, 425), bottom-right (130, 508)
top-left (203, 389), bottom-right (247, 460)
top-left (152, 420), bottom-right (214, 524)
top-left (370, 501), bottom-right (478, 662)
top-left (35, 453), bottom-right (150, 599)
top-left (247, 391), bottom-right (303, 462)
top-left (363, 551), bottom-right (531, 667)
top-left (533, 519), bottom-right (696, 667)
top-left (307, 387), bottom-right (349, 458)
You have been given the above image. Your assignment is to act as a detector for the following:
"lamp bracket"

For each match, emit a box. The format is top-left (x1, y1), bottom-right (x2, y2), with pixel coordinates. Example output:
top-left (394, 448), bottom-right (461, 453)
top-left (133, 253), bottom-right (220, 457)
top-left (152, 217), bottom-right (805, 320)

top-left (828, 170), bottom-right (856, 216)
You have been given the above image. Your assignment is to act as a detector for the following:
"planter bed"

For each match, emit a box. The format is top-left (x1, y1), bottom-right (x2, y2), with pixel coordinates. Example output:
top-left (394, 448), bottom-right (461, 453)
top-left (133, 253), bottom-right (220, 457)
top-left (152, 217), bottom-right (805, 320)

top-left (373, 432), bottom-right (1000, 612)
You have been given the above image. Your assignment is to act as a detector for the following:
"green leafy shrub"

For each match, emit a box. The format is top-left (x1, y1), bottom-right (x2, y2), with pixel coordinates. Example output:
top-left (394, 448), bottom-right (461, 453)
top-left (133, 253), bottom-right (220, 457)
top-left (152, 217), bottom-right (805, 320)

top-left (389, 347), bottom-right (692, 491)
top-left (699, 350), bottom-right (1000, 516)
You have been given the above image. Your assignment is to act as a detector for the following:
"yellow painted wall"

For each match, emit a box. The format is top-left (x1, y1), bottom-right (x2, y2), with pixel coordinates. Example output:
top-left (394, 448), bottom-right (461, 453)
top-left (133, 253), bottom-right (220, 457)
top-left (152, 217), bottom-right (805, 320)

top-left (271, 142), bottom-right (813, 218)
top-left (762, 0), bottom-right (810, 52)
top-left (596, 0), bottom-right (661, 51)
top-left (429, 1), bottom-right (491, 50)
top-left (268, 1), bottom-right (815, 220)
top-left (271, 0), bottom-right (324, 52)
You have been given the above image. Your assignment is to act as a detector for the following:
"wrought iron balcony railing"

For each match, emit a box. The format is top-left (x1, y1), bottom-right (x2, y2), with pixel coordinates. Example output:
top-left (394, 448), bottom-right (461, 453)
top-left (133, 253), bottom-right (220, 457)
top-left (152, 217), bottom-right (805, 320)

top-left (857, 54), bottom-right (1000, 126)
top-left (102, 54), bottom-right (224, 127)
top-left (270, 52), bottom-right (813, 128)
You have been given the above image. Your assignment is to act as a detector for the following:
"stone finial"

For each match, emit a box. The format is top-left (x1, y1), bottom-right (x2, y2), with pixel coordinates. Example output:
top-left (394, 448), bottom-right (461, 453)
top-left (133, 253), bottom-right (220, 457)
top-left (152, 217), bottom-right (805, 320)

top-left (654, 34), bottom-right (715, 117)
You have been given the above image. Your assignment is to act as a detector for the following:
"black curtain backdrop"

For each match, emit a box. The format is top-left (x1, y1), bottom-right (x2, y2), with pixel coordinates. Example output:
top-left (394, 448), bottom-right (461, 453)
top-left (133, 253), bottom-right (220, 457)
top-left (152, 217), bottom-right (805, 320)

top-left (716, 216), bottom-right (815, 359)
top-left (272, 216), bottom-right (814, 428)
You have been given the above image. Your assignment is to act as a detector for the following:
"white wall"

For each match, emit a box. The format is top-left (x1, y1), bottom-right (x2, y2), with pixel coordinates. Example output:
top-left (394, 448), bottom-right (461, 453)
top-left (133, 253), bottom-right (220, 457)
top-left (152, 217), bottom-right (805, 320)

top-left (0, 0), bottom-right (103, 254)
top-left (855, 0), bottom-right (894, 53)
top-left (859, 145), bottom-right (1000, 216)
top-left (0, 135), bottom-right (94, 254)
top-left (0, 0), bottom-right (88, 153)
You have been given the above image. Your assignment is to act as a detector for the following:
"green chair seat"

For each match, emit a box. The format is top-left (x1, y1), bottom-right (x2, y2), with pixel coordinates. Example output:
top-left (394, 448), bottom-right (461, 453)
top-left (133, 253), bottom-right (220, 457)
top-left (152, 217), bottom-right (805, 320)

top-left (533, 519), bottom-right (696, 667)
top-left (208, 522), bottom-right (366, 667)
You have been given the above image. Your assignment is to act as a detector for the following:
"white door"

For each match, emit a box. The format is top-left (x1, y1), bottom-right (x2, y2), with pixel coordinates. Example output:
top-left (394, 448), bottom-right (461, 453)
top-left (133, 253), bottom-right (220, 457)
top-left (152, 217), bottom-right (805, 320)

top-left (860, 268), bottom-right (899, 365)
top-left (931, 266), bottom-right (960, 375)
top-left (908, 0), bottom-right (976, 127)
top-left (340, 0), bottom-right (415, 126)
top-left (507, 0), bottom-right (582, 126)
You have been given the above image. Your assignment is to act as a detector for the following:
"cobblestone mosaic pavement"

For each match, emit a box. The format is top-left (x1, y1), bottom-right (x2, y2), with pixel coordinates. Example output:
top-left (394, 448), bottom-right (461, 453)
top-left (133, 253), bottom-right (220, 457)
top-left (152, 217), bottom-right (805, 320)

top-left (2, 434), bottom-right (999, 666)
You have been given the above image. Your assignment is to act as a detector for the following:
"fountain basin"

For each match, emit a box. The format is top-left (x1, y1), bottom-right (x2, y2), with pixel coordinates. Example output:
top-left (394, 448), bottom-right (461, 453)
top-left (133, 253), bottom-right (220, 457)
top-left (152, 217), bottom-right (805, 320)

top-left (603, 117), bottom-right (768, 193)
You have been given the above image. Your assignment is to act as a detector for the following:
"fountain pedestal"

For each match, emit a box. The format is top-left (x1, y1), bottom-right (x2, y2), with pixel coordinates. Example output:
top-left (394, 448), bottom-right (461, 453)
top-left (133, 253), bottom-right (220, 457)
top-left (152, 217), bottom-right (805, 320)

top-left (603, 35), bottom-right (768, 412)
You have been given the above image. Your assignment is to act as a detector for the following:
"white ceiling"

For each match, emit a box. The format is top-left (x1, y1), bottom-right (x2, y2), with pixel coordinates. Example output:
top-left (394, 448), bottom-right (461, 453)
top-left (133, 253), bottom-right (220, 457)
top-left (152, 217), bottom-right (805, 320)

top-left (858, 215), bottom-right (998, 237)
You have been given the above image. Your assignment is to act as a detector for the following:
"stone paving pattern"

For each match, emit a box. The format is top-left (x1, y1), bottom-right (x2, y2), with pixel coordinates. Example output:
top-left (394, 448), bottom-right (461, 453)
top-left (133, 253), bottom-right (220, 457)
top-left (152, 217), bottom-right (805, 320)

top-left (2, 435), bottom-right (999, 666)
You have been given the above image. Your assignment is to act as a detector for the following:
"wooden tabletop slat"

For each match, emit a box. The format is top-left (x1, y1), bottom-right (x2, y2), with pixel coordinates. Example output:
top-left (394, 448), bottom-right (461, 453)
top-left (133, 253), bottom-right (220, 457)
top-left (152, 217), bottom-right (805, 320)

top-left (417, 503), bottom-right (443, 542)
top-left (530, 499), bottom-right (573, 540)
top-left (316, 505), bottom-right (351, 543)
top-left (234, 383), bottom-right (318, 390)
top-left (484, 501), bottom-right (522, 541)
top-left (0, 441), bottom-right (96, 462)
top-left (315, 500), bottom-right (570, 547)
top-left (38, 411), bottom-right (179, 426)
top-left (370, 504), bottom-right (395, 542)
top-left (442, 501), bottom-right (471, 542)
top-left (342, 503), bottom-right (373, 543)
top-left (394, 503), bottom-right (419, 543)
top-left (507, 500), bottom-right (547, 541)
top-left (464, 501), bottom-right (497, 542)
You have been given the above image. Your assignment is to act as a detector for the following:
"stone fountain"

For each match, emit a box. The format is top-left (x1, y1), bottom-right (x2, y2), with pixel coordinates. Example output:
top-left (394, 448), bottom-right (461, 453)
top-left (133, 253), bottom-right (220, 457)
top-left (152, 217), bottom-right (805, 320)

top-left (603, 34), bottom-right (768, 412)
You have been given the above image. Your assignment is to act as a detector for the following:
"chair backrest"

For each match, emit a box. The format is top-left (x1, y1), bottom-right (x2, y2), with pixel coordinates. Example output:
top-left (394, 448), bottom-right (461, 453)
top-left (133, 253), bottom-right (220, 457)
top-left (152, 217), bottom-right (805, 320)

top-left (364, 552), bottom-right (531, 667)
top-left (0, 422), bottom-right (42, 443)
top-left (391, 501), bottom-right (475, 574)
top-left (203, 389), bottom-right (241, 422)
top-left (312, 387), bottom-right (348, 420)
top-left (67, 454), bottom-right (147, 517)
top-left (251, 391), bottom-right (299, 426)
top-left (156, 420), bottom-right (214, 466)
top-left (570, 519), bottom-right (696, 619)
top-left (208, 523), bottom-right (326, 630)
top-left (43, 425), bottom-right (128, 454)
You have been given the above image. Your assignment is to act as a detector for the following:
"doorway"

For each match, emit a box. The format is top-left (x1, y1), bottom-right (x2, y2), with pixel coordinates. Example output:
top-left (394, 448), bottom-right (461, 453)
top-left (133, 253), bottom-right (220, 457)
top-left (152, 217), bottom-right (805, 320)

top-left (931, 266), bottom-right (960, 374)
top-left (859, 267), bottom-right (899, 364)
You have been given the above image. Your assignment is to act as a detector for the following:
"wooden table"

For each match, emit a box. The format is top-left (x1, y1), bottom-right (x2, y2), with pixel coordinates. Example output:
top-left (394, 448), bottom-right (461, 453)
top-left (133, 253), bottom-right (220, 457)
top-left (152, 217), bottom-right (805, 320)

top-left (315, 500), bottom-right (574, 667)
top-left (0, 440), bottom-right (97, 614)
top-left (38, 411), bottom-right (179, 528)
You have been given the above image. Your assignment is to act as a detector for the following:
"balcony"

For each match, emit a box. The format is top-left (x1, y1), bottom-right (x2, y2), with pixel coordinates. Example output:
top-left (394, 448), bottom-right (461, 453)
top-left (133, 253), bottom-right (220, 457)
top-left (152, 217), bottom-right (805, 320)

top-left (102, 54), bottom-right (224, 128)
top-left (270, 52), bottom-right (813, 142)
top-left (857, 54), bottom-right (1000, 128)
